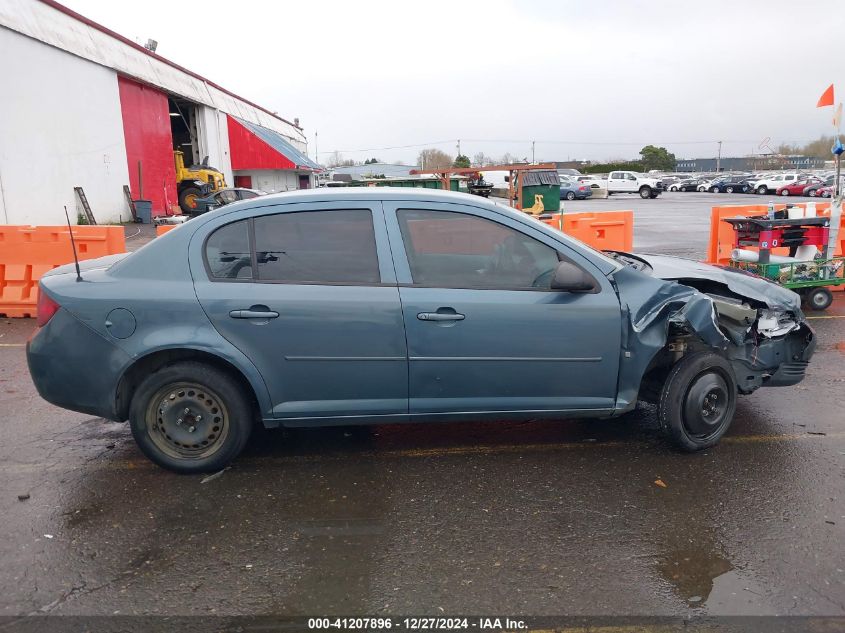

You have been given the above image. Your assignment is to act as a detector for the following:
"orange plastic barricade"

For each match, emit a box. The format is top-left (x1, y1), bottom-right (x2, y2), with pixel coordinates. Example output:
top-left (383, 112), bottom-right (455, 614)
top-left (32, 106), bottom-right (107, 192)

top-left (0, 225), bottom-right (126, 318)
top-left (706, 202), bottom-right (840, 265)
top-left (538, 210), bottom-right (634, 252)
top-left (156, 225), bottom-right (177, 236)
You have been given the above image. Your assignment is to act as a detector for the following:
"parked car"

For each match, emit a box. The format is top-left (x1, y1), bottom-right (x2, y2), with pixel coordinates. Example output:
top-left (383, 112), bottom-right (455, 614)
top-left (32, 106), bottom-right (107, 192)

top-left (696, 179), bottom-right (714, 192)
top-left (749, 173), bottom-right (801, 195)
top-left (669, 178), bottom-right (699, 192)
top-left (559, 179), bottom-right (593, 200)
top-left (816, 185), bottom-right (834, 198)
top-left (193, 187), bottom-right (266, 214)
top-left (804, 175), bottom-right (839, 197)
top-left (575, 175), bottom-right (606, 189)
top-left (776, 178), bottom-right (822, 197)
top-left (705, 176), bottom-right (748, 194)
top-left (606, 171), bottom-right (664, 198)
top-left (27, 189), bottom-right (815, 472)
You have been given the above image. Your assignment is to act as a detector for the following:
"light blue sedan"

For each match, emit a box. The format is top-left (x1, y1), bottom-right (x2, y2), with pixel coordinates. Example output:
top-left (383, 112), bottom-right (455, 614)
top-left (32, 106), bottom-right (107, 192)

top-left (27, 189), bottom-right (814, 472)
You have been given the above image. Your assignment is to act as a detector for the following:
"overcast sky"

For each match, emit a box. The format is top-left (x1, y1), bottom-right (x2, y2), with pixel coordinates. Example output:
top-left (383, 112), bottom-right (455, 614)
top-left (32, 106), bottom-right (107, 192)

top-left (62, 0), bottom-right (845, 165)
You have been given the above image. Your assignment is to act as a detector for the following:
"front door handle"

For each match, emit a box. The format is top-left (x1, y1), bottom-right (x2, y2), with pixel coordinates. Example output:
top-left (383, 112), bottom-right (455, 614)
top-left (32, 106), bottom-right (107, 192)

top-left (229, 308), bottom-right (279, 319)
top-left (417, 311), bottom-right (465, 322)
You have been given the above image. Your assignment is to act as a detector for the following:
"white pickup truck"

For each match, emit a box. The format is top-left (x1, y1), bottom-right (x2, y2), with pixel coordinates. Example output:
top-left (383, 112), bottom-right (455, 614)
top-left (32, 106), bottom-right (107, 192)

top-left (606, 171), bottom-right (664, 199)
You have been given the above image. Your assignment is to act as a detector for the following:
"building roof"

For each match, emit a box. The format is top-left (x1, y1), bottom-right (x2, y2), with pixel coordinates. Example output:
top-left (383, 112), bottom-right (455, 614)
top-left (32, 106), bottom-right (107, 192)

top-left (231, 117), bottom-right (321, 171)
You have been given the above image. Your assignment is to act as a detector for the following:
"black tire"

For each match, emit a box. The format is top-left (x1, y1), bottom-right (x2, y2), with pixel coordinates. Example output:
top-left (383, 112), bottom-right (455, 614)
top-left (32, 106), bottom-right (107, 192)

top-left (670, 186), bottom-right (678, 192)
top-left (805, 287), bottom-right (833, 311)
top-left (658, 351), bottom-right (737, 452)
top-left (178, 186), bottom-right (202, 214)
top-left (565, 191), bottom-right (576, 201)
top-left (726, 186), bottom-right (734, 193)
top-left (639, 186), bottom-right (652, 199)
top-left (679, 186), bottom-right (687, 192)
top-left (780, 189), bottom-right (790, 196)
top-left (129, 361), bottom-right (254, 473)
top-left (756, 185), bottom-right (767, 195)
top-left (710, 187), bottom-right (720, 193)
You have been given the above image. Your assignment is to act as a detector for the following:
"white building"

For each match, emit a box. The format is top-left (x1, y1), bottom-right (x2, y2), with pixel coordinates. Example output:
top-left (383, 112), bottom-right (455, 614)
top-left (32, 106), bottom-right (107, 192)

top-left (0, 0), bottom-right (320, 225)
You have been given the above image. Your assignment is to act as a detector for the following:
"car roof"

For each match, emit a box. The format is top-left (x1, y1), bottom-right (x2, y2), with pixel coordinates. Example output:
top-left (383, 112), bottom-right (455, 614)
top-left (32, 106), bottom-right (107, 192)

top-left (245, 187), bottom-right (500, 206)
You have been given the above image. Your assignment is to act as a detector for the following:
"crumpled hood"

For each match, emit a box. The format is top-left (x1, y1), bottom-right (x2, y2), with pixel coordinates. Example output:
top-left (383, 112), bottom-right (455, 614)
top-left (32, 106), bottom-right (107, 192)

top-left (632, 253), bottom-right (802, 312)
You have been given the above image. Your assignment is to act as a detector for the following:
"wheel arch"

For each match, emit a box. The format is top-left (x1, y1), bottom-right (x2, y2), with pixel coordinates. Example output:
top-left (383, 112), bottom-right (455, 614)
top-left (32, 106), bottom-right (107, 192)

top-left (115, 347), bottom-right (269, 423)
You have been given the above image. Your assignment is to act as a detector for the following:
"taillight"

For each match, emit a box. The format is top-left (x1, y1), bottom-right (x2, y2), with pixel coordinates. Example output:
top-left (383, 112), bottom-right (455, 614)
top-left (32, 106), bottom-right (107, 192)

top-left (36, 291), bottom-right (60, 327)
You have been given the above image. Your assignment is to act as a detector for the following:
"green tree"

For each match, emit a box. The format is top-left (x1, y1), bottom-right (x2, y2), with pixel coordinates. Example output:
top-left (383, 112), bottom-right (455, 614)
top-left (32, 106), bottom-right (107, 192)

top-left (453, 154), bottom-right (471, 168)
top-left (364, 157), bottom-right (381, 164)
top-left (639, 145), bottom-right (676, 171)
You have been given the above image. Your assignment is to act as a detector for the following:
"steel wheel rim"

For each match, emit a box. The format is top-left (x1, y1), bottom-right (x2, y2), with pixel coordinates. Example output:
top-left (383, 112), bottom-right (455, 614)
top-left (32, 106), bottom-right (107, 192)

top-left (683, 371), bottom-right (730, 439)
top-left (726, 187), bottom-right (733, 193)
top-left (145, 382), bottom-right (230, 459)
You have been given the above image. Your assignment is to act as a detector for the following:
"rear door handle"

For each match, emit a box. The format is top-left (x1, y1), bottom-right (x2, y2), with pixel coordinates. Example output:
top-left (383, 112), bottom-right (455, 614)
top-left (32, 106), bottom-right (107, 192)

top-left (229, 308), bottom-right (279, 319)
top-left (417, 312), bottom-right (465, 322)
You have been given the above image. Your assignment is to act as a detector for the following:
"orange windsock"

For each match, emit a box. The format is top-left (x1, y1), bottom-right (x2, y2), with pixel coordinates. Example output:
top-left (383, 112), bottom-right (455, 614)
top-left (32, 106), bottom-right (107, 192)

top-left (817, 84), bottom-right (835, 107)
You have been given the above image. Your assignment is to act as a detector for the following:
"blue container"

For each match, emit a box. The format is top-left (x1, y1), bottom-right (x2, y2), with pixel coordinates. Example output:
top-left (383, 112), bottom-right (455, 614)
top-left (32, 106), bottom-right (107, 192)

top-left (134, 200), bottom-right (152, 224)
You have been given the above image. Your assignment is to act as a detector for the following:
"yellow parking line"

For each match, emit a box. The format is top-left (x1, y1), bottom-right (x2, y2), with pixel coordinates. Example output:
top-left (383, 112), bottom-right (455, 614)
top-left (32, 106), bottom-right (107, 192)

top-left (806, 314), bottom-right (845, 319)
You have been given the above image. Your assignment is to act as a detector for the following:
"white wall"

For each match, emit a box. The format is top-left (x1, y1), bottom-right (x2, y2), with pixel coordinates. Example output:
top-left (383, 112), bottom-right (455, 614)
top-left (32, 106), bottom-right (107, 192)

top-left (196, 106), bottom-right (233, 185)
top-left (0, 27), bottom-right (130, 224)
top-left (234, 170), bottom-right (308, 193)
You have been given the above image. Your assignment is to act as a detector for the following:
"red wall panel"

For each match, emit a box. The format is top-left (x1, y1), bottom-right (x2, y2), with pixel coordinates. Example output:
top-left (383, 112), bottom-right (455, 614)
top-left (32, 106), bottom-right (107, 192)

top-left (117, 76), bottom-right (177, 216)
top-left (228, 116), bottom-right (296, 170)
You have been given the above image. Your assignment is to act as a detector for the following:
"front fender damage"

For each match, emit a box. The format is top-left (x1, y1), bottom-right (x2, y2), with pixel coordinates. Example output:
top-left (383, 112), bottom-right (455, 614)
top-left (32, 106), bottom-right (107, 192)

top-left (610, 265), bottom-right (814, 413)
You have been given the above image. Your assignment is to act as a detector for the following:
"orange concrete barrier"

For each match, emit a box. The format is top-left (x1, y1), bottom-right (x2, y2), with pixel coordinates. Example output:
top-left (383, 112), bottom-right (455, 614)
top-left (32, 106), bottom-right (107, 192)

top-left (706, 202), bottom-right (841, 265)
top-left (156, 224), bottom-right (177, 236)
top-left (539, 210), bottom-right (634, 252)
top-left (0, 225), bottom-right (126, 318)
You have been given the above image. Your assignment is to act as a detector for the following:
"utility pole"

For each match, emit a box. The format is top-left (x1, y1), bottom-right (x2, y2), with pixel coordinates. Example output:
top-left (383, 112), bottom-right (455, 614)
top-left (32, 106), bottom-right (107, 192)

top-left (531, 140), bottom-right (535, 164)
top-left (314, 130), bottom-right (318, 164)
top-left (716, 140), bottom-right (722, 172)
top-left (457, 139), bottom-right (461, 157)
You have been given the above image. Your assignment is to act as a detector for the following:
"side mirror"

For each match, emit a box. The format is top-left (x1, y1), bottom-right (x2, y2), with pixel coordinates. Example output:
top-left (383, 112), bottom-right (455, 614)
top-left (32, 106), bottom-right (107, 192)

top-left (551, 261), bottom-right (598, 293)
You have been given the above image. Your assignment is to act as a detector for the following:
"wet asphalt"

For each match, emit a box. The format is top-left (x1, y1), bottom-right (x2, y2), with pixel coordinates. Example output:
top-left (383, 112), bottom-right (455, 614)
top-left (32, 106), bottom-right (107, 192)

top-left (0, 192), bottom-right (843, 620)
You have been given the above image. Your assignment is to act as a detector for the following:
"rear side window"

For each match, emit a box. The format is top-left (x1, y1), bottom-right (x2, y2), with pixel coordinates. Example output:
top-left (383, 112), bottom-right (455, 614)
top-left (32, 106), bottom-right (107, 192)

top-left (206, 220), bottom-right (253, 279)
top-left (254, 210), bottom-right (380, 284)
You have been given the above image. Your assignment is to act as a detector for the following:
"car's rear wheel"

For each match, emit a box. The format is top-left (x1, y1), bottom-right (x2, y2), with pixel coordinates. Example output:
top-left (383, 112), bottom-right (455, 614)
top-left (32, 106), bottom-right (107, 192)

top-left (809, 189), bottom-right (817, 197)
top-left (129, 361), bottom-right (253, 473)
top-left (726, 186), bottom-right (735, 193)
top-left (658, 351), bottom-right (737, 452)
top-left (710, 187), bottom-right (719, 193)
top-left (805, 287), bottom-right (833, 311)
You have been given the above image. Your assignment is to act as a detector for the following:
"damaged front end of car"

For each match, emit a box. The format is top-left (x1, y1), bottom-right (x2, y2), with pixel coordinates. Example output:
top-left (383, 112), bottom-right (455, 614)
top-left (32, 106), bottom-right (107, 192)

top-left (607, 252), bottom-right (816, 412)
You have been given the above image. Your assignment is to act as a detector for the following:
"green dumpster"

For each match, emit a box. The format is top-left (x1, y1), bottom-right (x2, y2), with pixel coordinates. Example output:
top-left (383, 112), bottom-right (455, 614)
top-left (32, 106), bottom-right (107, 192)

top-left (520, 170), bottom-right (561, 212)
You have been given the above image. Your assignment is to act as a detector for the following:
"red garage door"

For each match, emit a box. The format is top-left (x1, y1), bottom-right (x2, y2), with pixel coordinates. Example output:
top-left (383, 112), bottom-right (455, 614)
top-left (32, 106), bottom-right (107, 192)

top-left (117, 77), bottom-right (177, 216)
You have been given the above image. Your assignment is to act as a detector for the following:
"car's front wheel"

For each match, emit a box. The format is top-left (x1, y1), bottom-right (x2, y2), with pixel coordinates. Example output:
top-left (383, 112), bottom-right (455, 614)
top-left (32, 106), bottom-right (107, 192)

top-left (129, 361), bottom-right (254, 473)
top-left (757, 185), bottom-right (767, 195)
top-left (658, 351), bottom-right (737, 451)
top-left (780, 189), bottom-right (790, 196)
top-left (639, 186), bottom-right (652, 199)
top-left (565, 191), bottom-right (576, 200)
top-left (726, 186), bottom-right (735, 193)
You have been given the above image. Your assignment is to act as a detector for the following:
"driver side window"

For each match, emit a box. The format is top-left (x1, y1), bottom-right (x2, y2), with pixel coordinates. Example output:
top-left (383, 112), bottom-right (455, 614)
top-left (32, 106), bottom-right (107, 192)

top-left (397, 209), bottom-right (560, 290)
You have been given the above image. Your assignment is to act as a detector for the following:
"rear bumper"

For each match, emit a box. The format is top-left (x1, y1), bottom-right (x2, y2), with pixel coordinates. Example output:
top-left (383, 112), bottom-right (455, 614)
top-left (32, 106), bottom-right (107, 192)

top-left (27, 308), bottom-right (131, 420)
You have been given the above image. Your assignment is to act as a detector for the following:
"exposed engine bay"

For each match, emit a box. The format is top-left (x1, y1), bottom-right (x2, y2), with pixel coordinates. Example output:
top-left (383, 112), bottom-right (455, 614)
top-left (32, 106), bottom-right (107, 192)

top-left (606, 251), bottom-right (816, 408)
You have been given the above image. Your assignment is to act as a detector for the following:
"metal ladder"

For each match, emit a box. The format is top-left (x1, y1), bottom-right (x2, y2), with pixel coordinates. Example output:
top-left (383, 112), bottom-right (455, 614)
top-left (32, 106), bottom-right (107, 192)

top-left (73, 186), bottom-right (97, 225)
top-left (123, 185), bottom-right (138, 222)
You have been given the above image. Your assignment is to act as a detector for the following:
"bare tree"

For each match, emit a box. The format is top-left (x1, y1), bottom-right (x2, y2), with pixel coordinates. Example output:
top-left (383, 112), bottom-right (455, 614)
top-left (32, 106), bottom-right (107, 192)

top-left (326, 151), bottom-right (355, 168)
top-left (417, 148), bottom-right (453, 170)
top-left (472, 152), bottom-right (493, 167)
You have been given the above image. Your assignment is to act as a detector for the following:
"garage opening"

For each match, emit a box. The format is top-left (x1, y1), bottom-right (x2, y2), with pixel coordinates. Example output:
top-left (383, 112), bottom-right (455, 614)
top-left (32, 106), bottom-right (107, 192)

top-left (168, 96), bottom-right (198, 165)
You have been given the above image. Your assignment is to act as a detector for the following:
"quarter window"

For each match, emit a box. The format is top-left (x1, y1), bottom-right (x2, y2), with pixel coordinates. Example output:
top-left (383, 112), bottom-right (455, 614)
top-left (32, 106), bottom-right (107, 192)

top-left (205, 220), bottom-right (253, 280)
top-left (397, 209), bottom-right (560, 290)
top-left (254, 209), bottom-right (380, 284)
